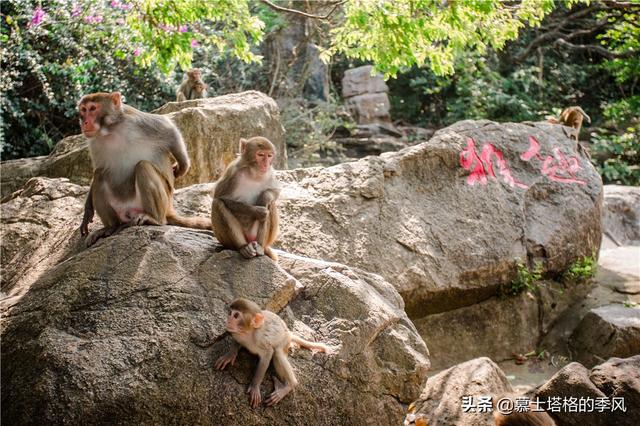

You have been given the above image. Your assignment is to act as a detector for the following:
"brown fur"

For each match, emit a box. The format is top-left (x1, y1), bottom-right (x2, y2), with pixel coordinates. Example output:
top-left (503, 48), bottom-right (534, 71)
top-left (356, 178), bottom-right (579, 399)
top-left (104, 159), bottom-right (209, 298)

top-left (216, 298), bottom-right (331, 408)
top-left (210, 137), bottom-right (280, 261)
top-left (176, 69), bottom-right (208, 101)
top-left (548, 106), bottom-right (591, 141)
top-left (78, 92), bottom-right (210, 245)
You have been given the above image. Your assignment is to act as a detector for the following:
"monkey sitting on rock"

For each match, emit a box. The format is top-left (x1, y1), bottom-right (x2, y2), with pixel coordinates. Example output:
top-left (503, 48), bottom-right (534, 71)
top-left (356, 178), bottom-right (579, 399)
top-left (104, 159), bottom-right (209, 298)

top-left (176, 68), bottom-right (208, 102)
top-left (77, 91), bottom-right (210, 246)
top-left (211, 136), bottom-right (280, 261)
top-left (547, 106), bottom-right (591, 141)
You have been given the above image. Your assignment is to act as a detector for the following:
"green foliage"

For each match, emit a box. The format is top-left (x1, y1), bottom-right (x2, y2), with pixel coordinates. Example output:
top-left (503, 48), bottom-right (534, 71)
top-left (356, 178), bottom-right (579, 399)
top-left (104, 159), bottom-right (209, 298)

top-left (562, 255), bottom-right (597, 282)
top-left (327, 0), bottom-right (563, 78)
top-left (132, 0), bottom-right (264, 73)
top-left (505, 261), bottom-right (544, 296)
top-left (590, 97), bottom-right (640, 185)
top-left (0, 0), bottom-right (177, 158)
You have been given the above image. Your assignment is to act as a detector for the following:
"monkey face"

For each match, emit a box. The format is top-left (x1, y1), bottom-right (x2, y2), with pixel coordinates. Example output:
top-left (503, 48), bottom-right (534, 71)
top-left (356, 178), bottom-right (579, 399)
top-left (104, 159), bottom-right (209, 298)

top-left (78, 92), bottom-right (122, 138)
top-left (255, 149), bottom-right (274, 174)
top-left (78, 101), bottom-right (102, 137)
top-left (226, 309), bottom-right (246, 333)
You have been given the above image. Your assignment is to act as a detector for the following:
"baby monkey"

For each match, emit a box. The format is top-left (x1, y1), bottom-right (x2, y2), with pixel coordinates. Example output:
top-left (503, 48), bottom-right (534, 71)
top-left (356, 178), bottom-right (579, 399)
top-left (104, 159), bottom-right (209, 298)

top-left (215, 298), bottom-right (331, 408)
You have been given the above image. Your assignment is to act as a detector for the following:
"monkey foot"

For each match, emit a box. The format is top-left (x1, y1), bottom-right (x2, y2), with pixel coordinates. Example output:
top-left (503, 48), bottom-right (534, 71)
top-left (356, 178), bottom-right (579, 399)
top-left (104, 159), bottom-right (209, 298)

top-left (239, 241), bottom-right (264, 258)
top-left (240, 243), bottom-right (258, 258)
top-left (87, 224), bottom-right (128, 246)
top-left (265, 377), bottom-right (292, 406)
top-left (129, 213), bottom-right (161, 226)
top-left (247, 386), bottom-right (262, 408)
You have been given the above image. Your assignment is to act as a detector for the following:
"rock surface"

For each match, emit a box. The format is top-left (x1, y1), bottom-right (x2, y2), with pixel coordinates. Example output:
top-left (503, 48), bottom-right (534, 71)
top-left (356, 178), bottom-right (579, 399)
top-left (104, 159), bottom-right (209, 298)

top-left (535, 356), bottom-right (640, 426)
top-left (415, 281), bottom-right (592, 369)
top-left (1, 178), bottom-right (429, 425)
top-left (407, 357), bottom-right (513, 426)
top-left (0, 91), bottom-right (286, 197)
top-left (589, 355), bottom-right (640, 426)
top-left (273, 120), bottom-right (603, 319)
top-left (0, 135), bottom-right (91, 198)
top-left (534, 362), bottom-right (608, 426)
top-left (569, 304), bottom-right (640, 367)
top-left (342, 65), bottom-right (395, 129)
top-left (601, 185), bottom-right (640, 248)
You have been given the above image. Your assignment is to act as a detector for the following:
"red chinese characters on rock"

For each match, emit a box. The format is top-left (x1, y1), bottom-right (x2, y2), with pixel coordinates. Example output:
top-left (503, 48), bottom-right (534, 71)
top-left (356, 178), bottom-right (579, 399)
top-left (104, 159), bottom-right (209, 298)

top-left (520, 136), bottom-right (586, 185)
top-left (459, 138), bottom-right (528, 189)
top-left (459, 136), bottom-right (586, 188)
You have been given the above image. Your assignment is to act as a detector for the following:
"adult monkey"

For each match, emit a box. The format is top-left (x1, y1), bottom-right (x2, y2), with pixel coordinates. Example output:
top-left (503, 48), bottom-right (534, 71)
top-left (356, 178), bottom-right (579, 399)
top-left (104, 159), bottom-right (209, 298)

top-left (176, 68), bottom-right (208, 102)
top-left (78, 91), bottom-right (210, 245)
top-left (548, 106), bottom-right (591, 141)
top-left (211, 137), bottom-right (280, 261)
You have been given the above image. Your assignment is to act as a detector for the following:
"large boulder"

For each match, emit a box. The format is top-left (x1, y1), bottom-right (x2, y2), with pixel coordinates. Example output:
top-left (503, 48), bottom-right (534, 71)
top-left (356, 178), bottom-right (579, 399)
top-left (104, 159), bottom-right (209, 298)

top-left (0, 178), bottom-right (88, 305)
top-left (569, 304), bottom-right (640, 367)
top-left (535, 362), bottom-right (608, 426)
top-left (589, 355), bottom-right (640, 426)
top-left (0, 91), bottom-right (286, 198)
top-left (414, 281), bottom-right (592, 369)
top-left (274, 120), bottom-right (603, 319)
top-left (407, 357), bottom-right (513, 426)
top-left (1, 178), bottom-right (429, 425)
top-left (0, 135), bottom-right (92, 198)
top-left (342, 66), bottom-right (393, 126)
top-left (601, 185), bottom-right (640, 248)
top-left (535, 356), bottom-right (640, 426)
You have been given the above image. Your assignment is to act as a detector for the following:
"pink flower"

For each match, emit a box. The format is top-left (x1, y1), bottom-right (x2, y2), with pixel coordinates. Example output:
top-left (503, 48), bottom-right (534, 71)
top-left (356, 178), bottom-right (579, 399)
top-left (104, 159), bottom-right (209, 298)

top-left (133, 48), bottom-right (141, 57)
top-left (190, 39), bottom-right (199, 47)
top-left (29, 7), bottom-right (45, 27)
top-left (120, 3), bottom-right (133, 10)
top-left (85, 15), bottom-right (104, 24)
top-left (179, 25), bottom-right (188, 33)
top-left (71, 3), bottom-right (82, 17)
top-left (110, 0), bottom-right (121, 7)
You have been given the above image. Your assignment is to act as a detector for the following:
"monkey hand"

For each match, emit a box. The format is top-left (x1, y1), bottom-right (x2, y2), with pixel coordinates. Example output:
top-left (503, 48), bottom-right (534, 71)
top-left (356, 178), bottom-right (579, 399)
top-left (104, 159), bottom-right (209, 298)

top-left (247, 385), bottom-right (262, 408)
top-left (214, 351), bottom-right (237, 370)
top-left (252, 206), bottom-right (268, 221)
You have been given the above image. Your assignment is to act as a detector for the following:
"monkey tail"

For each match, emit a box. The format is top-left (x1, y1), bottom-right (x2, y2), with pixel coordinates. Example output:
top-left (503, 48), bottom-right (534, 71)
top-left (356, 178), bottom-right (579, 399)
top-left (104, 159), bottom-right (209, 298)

top-left (166, 213), bottom-right (211, 230)
top-left (290, 335), bottom-right (331, 353)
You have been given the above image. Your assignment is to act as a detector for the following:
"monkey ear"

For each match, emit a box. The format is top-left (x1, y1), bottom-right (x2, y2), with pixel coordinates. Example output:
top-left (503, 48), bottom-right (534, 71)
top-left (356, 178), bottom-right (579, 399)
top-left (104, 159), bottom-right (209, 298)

top-left (239, 138), bottom-right (248, 153)
top-left (111, 92), bottom-right (122, 108)
top-left (251, 312), bottom-right (264, 329)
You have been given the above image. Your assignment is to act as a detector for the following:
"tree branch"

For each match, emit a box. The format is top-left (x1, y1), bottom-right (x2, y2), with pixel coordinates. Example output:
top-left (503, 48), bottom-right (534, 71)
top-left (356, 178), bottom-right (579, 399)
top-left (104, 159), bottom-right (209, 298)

top-left (553, 38), bottom-right (637, 59)
top-left (259, 0), bottom-right (344, 20)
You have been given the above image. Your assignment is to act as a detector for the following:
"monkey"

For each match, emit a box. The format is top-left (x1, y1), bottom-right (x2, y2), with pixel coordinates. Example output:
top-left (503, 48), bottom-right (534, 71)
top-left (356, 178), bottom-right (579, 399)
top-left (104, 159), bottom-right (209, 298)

top-left (210, 136), bottom-right (280, 261)
top-left (176, 68), bottom-right (208, 102)
top-left (78, 91), bottom-right (210, 246)
top-left (547, 106), bottom-right (591, 141)
top-left (215, 298), bottom-right (331, 408)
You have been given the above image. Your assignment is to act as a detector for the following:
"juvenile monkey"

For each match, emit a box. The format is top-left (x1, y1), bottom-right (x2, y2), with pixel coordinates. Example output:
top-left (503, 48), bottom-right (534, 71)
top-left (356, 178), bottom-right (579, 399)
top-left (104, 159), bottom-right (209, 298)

top-left (548, 106), bottom-right (591, 141)
top-left (78, 91), bottom-right (210, 245)
top-left (176, 68), bottom-right (208, 102)
top-left (215, 298), bottom-right (331, 408)
top-left (211, 137), bottom-right (280, 261)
